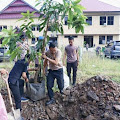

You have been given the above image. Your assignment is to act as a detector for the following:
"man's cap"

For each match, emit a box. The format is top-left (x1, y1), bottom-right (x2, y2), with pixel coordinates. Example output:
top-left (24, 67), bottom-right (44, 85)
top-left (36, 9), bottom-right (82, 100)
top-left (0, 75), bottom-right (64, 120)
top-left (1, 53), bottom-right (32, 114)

top-left (68, 36), bottom-right (74, 40)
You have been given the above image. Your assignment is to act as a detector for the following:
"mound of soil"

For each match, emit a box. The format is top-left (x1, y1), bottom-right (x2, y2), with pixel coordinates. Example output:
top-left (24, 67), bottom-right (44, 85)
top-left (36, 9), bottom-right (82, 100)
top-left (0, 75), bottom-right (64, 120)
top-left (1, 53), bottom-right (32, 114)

top-left (1, 75), bottom-right (120, 120)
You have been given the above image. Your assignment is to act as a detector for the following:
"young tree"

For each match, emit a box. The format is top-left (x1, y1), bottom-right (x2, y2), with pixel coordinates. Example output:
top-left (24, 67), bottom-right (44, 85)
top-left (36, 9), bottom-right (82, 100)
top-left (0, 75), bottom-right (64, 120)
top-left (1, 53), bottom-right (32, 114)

top-left (0, 0), bottom-right (86, 80)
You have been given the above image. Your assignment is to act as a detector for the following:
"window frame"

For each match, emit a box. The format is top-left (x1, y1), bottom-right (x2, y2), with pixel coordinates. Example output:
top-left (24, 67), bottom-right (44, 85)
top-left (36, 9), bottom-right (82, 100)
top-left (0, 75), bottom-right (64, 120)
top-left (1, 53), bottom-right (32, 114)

top-left (107, 16), bottom-right (114, 25)
top-left (100, 16), bottom-right (106, 25)
top-left (99, 36), bottom-right (105, 44)
top-left (31, 38), bottom-right (36, 44)
top-left (107, 36), bottom-right (113, 43)
top-left (64, 16), bottom-right (68, 25)
top-left (86, 16), bottom-right (92, 25)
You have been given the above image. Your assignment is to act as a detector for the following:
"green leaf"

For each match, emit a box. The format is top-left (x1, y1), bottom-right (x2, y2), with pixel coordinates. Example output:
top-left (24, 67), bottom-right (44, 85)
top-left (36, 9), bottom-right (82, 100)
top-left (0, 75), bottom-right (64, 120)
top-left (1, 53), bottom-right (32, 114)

top-left (2, 38), bottom-right (10, 46)
top-left (39, 27), bottom-right (44, 32)
top-left (73, 0), bottom-right (81, 5)
top-left (68, 8), bottom-right (73, 25)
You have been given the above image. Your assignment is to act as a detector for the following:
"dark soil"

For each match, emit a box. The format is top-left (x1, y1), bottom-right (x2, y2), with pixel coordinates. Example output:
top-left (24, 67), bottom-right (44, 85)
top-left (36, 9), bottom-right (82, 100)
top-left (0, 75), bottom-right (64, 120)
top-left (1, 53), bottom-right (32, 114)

top-left (1, 75), bottom-right (120, 120)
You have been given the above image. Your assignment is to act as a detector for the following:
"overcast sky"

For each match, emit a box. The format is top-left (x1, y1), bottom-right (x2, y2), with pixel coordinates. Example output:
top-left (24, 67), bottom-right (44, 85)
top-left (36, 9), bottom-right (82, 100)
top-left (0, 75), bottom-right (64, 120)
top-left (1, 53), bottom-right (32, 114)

top-left (0, 0), bottom-right (120, 11)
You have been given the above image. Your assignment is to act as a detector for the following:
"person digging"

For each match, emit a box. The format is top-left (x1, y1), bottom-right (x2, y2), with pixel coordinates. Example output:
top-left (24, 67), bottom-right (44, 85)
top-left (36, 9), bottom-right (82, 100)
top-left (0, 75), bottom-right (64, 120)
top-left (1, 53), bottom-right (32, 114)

top-left (42, 42), bottom-right (64, 106)
top-left (8, 54), bottom-right (31, 111)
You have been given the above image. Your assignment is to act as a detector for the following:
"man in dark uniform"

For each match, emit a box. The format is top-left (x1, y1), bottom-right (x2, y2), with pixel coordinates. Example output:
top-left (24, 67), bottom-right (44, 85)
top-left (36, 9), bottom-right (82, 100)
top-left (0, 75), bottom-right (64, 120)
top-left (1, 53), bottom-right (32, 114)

top-left (8, 55), bottom-right (30, 110)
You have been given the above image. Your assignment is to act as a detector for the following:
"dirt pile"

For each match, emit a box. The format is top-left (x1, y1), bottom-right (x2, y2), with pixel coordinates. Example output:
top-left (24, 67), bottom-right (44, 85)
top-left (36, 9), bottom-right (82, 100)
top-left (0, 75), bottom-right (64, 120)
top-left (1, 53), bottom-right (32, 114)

top-left (1, 75), bottom-right (120, 120)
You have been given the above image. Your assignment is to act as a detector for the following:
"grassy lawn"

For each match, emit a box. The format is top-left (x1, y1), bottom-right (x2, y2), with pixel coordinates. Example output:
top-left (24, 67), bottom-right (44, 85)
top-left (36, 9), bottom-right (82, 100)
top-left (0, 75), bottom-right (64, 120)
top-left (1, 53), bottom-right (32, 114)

top-left (77, 52), bottom-right (120, 83)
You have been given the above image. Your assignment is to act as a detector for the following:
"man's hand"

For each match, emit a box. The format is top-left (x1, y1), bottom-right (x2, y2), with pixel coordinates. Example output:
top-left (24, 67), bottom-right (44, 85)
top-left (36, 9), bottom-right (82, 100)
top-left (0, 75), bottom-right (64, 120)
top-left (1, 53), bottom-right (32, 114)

top-left (25, 78), bottom-right (29, 82)
top-left (42, 54), bottom-right (47, 59)
top-left (0, 69), bottom-right (8, 75)
top-left (22, 72), bottom-right (29, 82)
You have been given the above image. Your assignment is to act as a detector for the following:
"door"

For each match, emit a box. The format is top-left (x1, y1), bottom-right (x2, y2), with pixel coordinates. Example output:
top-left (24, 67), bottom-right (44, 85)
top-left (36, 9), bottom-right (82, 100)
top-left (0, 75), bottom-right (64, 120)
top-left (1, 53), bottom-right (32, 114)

top-left (84, 36), bottom-right (93, 48)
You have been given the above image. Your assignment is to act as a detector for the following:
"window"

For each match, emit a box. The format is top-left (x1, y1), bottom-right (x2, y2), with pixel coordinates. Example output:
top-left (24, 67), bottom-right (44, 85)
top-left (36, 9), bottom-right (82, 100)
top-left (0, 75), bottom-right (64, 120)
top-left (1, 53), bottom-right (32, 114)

top-left (31, 38), bottom-right (35, 44)
top-left (0, 26), bottom-right (2, 32)
top-left (99, 36), bottom-right (105, 44)
top-left (37, 25), bottom-right (40, 31)
top-left (3, 26), bottom-right (7, 29)
top-left (64, 16), bottom-right (68, 25)
top-left (32, 25), bottom-right (35, 31)
top-left (0, 38), bottom-right (3, 44)
top-left (107, 16), bottom-right (114, 25)
top-left (100, 16), bottom-right (106, 25)
top-left (86, 17), bottom-right (92, 25)
top-left (107, 36), bottom-right (113, 43)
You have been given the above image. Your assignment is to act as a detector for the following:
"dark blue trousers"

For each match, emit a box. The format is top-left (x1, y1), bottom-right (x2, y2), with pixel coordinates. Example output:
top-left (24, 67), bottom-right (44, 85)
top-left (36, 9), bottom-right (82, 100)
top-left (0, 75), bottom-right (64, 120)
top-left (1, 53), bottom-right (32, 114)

top-left (47, 68), bottom-right (64, 99)
top-left (67, 60), bottom-right (77, 85)
top-left (9, 79), bottom-right (24, 110)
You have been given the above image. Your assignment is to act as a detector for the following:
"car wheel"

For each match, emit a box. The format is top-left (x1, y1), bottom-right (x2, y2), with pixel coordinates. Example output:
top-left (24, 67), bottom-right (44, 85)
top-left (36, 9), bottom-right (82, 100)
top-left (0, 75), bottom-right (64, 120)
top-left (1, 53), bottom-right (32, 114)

top-left (104, 55), bottom-right (107, 57)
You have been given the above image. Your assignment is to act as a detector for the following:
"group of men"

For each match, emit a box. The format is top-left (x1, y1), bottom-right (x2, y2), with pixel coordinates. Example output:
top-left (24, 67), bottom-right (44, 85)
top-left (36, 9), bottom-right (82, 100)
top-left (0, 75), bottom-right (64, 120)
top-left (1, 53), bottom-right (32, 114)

top-left (0, 36), bottom-right (79, 119)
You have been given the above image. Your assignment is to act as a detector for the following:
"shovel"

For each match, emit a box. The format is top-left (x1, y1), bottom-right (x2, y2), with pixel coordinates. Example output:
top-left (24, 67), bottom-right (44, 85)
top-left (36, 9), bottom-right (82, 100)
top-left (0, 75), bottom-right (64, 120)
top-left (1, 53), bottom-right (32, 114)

top-left (1, 74), bottom-right (22, 120)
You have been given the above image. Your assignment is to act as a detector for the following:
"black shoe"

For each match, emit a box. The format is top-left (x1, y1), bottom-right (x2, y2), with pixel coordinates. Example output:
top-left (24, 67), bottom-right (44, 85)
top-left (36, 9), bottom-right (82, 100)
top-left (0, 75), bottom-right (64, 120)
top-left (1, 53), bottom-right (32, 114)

top-left (45, 98), bottom-right (55, 106)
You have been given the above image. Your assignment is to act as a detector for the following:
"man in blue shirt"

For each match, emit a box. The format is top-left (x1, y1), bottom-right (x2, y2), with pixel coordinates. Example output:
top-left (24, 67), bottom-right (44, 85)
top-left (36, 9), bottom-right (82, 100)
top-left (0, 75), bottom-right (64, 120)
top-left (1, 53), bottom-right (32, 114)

top-left (8, 55), bottom-right (30, 110)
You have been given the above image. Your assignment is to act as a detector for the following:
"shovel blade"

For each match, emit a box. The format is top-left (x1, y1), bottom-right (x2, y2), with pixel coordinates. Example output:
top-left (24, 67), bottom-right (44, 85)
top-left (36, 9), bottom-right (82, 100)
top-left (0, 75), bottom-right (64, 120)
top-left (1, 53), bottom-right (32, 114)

top-left (8, 109), bottom-right (22, 120)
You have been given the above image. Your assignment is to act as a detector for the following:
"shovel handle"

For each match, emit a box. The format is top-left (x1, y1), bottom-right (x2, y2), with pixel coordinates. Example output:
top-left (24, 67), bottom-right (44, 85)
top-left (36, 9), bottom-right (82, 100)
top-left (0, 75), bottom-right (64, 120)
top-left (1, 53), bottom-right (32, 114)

top-left (1, 74), bottom-right (14, 108)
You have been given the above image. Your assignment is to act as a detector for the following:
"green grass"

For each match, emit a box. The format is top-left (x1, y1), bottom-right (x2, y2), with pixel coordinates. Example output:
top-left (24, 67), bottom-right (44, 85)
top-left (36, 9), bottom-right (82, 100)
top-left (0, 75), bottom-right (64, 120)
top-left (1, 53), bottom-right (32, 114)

top-left (1, 52), bottom-right (120, 89)
top-left (77, 52), bottom-right (120, 83)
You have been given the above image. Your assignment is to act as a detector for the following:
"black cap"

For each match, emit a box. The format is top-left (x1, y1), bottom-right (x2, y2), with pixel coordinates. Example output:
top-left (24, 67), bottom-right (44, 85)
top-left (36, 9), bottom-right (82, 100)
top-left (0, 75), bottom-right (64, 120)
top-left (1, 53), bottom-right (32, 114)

top-left (68, 36), bottom-right (74, 40)
top-left (49, 42), bottom-right (56, 48)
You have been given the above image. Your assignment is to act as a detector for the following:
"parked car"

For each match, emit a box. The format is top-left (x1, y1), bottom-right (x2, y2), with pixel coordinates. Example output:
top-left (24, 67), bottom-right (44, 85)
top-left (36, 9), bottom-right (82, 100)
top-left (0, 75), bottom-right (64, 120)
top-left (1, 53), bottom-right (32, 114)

top-left (104, 41), bottom-right (120, 59)
top-left (0, 47), bottom-right (10, 62)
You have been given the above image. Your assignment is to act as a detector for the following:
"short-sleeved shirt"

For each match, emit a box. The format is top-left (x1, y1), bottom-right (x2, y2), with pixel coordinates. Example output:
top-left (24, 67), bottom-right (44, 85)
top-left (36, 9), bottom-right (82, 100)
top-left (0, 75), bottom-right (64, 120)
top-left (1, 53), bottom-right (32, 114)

top-left (46, 49), bottom-right (63, 70)
top-left (65, 45), bottom-right (78, 63)
top-left (8, 59), bottom-right (29, 84)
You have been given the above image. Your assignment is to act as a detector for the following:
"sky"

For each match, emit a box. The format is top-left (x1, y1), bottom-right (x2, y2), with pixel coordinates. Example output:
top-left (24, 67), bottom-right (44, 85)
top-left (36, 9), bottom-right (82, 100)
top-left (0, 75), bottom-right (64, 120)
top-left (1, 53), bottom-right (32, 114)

top-left (0, 0), bottom-right (120, 11)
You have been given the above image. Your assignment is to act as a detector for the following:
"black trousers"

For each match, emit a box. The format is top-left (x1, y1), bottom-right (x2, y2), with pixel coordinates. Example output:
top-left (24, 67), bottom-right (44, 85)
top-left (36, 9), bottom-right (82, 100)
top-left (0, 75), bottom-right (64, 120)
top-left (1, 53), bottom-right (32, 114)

top-left (47, 68), bottom-right (64, 99)
top-left (67, 60), bottom-right (77, 85)
top-left (9, 79), bottom-right (24, 110)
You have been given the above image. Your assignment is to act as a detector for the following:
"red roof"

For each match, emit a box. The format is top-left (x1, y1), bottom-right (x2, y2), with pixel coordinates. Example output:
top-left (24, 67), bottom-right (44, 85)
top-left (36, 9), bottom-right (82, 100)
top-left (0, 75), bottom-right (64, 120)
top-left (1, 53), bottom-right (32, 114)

top-left (0, 0), bottom-right (40, 19)
top-left (80, 0), bottom-right (120, 12)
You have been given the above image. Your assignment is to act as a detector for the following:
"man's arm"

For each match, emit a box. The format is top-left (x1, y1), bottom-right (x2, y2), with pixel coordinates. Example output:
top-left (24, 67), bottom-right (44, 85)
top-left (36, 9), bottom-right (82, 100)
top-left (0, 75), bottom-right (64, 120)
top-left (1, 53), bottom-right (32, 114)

top-left (22, 63), bottom-right (29, 82)
top-left (22, 72), bottom-right (29, 82)
top-left (63, 51), bottom-right (67, 66)
top-left (76, 48), bottom-right (79, 65)
top-left (42, 54), bottom-right (59, 65)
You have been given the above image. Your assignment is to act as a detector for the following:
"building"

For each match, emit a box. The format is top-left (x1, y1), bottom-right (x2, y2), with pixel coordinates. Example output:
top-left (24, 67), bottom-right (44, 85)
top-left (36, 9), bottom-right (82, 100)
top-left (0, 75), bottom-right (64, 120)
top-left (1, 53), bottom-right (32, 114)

top-left (0, 0), bottom-right (120, 48)
top-left (58, 0), bottom-right (120, 48)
